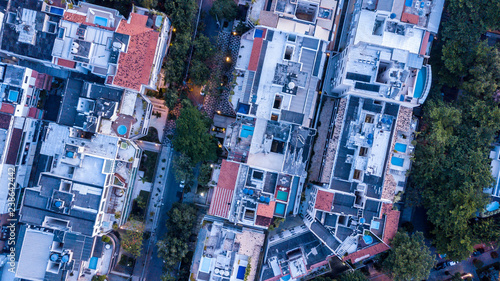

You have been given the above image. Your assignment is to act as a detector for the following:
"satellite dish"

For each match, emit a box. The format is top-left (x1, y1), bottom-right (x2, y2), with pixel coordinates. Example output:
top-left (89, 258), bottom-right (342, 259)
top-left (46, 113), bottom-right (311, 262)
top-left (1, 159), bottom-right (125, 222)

top-left (113, 41), bottom-right (122, 50)
top-left (288, 82), bottom-right (295, 89)
top-left (72, 42), bottom-right (79, 48)
top-left (71, 47), bottom-right (78, 54)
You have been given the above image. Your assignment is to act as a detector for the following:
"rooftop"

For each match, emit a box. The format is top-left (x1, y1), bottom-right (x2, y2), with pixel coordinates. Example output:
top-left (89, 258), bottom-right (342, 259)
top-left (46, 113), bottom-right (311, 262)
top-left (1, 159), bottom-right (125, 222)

top-left (208, 160), bottom-right (240, 219)
top-left (111, 13), bottom-right (160, 91)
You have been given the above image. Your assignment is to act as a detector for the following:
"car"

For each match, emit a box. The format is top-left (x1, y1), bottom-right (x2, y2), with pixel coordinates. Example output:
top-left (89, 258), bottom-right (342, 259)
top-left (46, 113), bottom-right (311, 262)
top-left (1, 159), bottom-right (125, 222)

top-left (461, 273), bottom-right (473, 279)
top-left (434, 262), bottom-right (446, 270)
top-left (472, 250), bottom-right (482, 257)
top-left (179, 180), bottom-right (185, 189)
top-left (447, 261), bottom-right (457, 267)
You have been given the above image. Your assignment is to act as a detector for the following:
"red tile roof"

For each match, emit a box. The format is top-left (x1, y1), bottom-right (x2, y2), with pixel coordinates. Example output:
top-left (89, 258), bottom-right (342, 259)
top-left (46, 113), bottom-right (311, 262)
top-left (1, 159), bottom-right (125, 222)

top-left (315, 190), bottom-right (334, 212)
top-left (28, 107), bottom-right (37, 118)
top-left (382, 203), bottom-right (400, 244)
top-left (113, 13), bottom-right (159, 91)
top-left (0, 113), bottom-right (11, 129)
top-left (208, 160), bottom-right (240, 218)
top-left (343, 242), bottom-right (390, 264)
top-left (419, 31), bottom-right (430, 56)
top-left (401, 12), bottom-right (419, 24)
top-left (248, 37), bottom-right (263, 71)
top-left (0, 104), bottom-right (15, 114)
top-left (57, 58), bottom-right (76, 69)
top-left (257, 201), bottom-right (276, 218)
top-left (6, 128), bottom-right (22, 165)
top-left (255, 215), bottom-right (273, 227)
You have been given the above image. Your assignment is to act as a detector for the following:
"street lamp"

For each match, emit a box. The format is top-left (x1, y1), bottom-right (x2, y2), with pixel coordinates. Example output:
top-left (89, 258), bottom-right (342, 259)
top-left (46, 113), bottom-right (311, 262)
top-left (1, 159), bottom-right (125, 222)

top-left (226, 57), bottom-right (231, 62)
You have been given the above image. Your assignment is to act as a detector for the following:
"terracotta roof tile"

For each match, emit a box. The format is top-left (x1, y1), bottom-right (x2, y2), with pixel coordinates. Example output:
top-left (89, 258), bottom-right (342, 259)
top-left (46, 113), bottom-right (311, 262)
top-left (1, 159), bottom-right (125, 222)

top-left (112, 13), bottom-right (159, 91)
top-left (0, 113), bottom-right (11, 129)
top-left (257, 201), bottom-right (276, 218)
top-left (343, 243), bottom-right (390, 264)
top-left (315, 190), bottom-right (334, 212)
top-left (401, 12), bottom-right (419, 24)
top-left (248, 37), bottom-right (263, 71)
top-left (420, 31), bottom-right (430, 56)
top-left (382, 203), bottom-right (400, 244)
top-left (255, 215), bottom-right (272, 227)
top-left (57, 58), bottom-right (76, 69)
top-left (0, 104), bottom-right (15, 114)
top-left (208, 160), bottom-right (240, 218)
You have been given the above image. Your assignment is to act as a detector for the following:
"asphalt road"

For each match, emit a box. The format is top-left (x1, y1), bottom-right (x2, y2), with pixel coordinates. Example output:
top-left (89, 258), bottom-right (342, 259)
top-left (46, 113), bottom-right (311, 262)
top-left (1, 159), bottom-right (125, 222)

top-left (145, 161), bottom-right (183, 280)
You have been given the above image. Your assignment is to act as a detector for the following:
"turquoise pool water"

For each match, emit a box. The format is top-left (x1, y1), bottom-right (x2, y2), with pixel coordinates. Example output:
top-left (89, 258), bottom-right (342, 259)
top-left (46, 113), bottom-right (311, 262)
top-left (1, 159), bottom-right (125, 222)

top-left (240, 125), bottom-right (254, 138)
top-left (94, 16), bottom-right (108, 27)
top-left (89, 257), bottom-right (98, 270)
top-left (276, 190), bottom-right (288, 201)
top-left (117, 125), bottom-right (127, 135)
top-left (200, 257), bottom-right (212, 272)
top-left (275, 202), bottom-right (286, 215)
top-left (8, 90), bottom-right (18, 103)
top-left (414, 67), bottom-right (427, 98)
top-left (486, 201), bottom-right (500, 212)
top-left (363, 235), bottom-right (373, 244)
top-left (371, 221), bottom-right (380, 230)
top-left (391, 156), bottom-right (404, 167)
top-left (394, 143), bottom-right (407, 153)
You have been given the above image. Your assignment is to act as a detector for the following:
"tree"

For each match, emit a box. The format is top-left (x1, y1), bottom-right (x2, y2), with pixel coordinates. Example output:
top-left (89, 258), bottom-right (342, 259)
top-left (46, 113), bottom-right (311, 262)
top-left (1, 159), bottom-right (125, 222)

top-left (157, 237), bottom-right (189, 269)
top-left (101, 235), bottom-right (111, 243)
top-left (210, 0), bottom-right (238, 21)
top-left (193, 34), bottom-right (214, 61)
top-left (189, 59), bottom-right (211, 86)
top-left (120, 220), bottom-right (145, 258)
top-left (383, 232), bottom-right (434, 281)
top-left (162, 88), bottom-right (179, 109)
top-left (172, 153), bottom-right (195, 183)
top-left (166, 202), bottom-right (198, 240)
top-left (172, 105), bottom-right (217, 163)
top-left (92, 275), bottom-right (107, 281)
top-left (337, 271), bottom-right (368, 281)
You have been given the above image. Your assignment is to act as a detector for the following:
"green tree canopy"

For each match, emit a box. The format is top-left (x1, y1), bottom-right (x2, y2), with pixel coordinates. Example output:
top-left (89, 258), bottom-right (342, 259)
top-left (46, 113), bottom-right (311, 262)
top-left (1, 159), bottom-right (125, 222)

top-left (210, 0), bottom-right (238, 21)
top-left (172, 105), bottom-right (217, 163)
top-left (120, 220), bottom-right (145, 258)
top-left (172, 153), bottom-right (195, 183)
top-left (166, 202), bottom-right (198, 240)
top-left (383, 232), bottom-right (435, 281)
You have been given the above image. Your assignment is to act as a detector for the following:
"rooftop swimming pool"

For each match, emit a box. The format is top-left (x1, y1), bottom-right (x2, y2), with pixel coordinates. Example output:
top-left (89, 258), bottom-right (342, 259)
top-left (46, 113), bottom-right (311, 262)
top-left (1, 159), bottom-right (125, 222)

top-left (394, 143), bottom-right (407, 153)
top-left (50, 6), bottom-right (64, 16)
top-left (391, 156), bottom-right (405, 167)
top-left (275, 202), bottom-right (286, 216)
top-left (8, 90), bottom-right (18, 103)
top-left (276, 190), bottom-right (288, 201)
top-left (413, 67), bottom-right (427, 98)
top-left (363, 235), bottom-right (373, 245)
top-left (94, 16), bottom-right (108, 27)
top-left (89, 257), bottom-right (98, 270)
top-left (240, 125), bottom-right (254, 138)
top-left (117, 125), bottom-right (128, 135)
top-left (200, 257), bottom-right (212, 273)
top-left (236, 266), bottom-right (246, 280)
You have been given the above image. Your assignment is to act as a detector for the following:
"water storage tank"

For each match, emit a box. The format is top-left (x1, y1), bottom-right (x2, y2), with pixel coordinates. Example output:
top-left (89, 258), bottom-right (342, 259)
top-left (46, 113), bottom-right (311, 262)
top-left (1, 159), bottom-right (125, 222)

top-left (50, 254), bottom-right (59, 262)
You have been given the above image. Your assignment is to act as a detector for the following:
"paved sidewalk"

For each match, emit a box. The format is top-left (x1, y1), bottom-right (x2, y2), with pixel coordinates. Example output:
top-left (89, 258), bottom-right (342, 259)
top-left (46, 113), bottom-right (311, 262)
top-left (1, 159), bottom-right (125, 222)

top-left (144, 144), bottom-right (173, 232)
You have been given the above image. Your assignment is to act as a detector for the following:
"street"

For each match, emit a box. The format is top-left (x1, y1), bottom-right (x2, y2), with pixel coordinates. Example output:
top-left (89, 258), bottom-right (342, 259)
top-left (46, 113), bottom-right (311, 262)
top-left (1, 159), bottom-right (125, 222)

top-left (144, 158), bottom-right (183, 280)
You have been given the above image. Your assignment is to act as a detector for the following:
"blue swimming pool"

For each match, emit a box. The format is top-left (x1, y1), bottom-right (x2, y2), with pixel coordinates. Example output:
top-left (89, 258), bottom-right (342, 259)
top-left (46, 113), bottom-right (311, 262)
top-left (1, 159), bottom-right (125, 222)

top-left (391, 156), bottom-right (404, 167)
top-left (236, 265), bottom-right (246, 279)
top-left (94, 16), bottom-right (108, 27)
top-left (8, 90), bottom-right (18, 103)
top-left (371, 221), bottom-right (380, 230)
top-left (240, 125), bottom-right (254, 138)
top-left (50, 6), bottom-right (64, 16)
top-left (414, 67), bottom-right (427, 98)
top-left (486, 201), bottom-right (500, 212)
top-left (275, 202), bottom-right (286, 216)
top-left (89, 257), bottom-right (98, 270)
top-left (363, 235), bottom-right (373, 245)
top-left (394, 143), bottom-right (407, 153)
top-left (200, 257), bottom-right (212, 272)
top-left (117, 125), bottom-right (127, 135)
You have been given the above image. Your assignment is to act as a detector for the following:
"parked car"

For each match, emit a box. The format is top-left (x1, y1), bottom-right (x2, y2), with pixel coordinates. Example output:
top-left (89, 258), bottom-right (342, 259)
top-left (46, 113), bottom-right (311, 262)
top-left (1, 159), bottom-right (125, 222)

top-left (461, 273), bottom-right (473, 279)
top-left (472, 250), bottom-right (482, 257)
top-left (435, 262), bottom-right (446, 270)
top-left (179, 180), bottom-right (185, 189)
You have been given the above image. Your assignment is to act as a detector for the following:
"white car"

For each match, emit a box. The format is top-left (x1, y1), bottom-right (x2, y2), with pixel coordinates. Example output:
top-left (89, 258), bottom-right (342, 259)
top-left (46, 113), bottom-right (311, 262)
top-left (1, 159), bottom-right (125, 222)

top-left (179, 180), bottom-right (185, 189)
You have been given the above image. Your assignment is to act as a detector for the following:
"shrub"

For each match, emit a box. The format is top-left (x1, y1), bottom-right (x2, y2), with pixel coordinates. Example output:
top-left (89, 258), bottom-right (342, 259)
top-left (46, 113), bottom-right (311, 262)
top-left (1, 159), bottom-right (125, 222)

top-left (101, 235), bottom-right (111, 243)
top-left (491, 251), bottom-right (498, 259)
